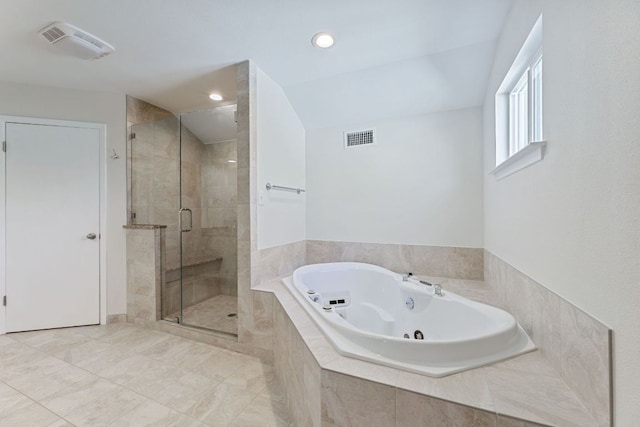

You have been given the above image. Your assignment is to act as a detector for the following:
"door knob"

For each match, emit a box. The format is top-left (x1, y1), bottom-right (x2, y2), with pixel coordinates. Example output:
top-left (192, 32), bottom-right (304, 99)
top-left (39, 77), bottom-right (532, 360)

top-left (87, 233), bottom-right (97, 240)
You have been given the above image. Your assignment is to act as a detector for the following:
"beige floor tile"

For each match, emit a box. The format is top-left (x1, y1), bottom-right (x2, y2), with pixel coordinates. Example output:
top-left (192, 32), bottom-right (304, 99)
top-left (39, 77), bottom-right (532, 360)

top-left (39, 376), bottom-right (118, 417)
top-left (72, 323), bottom-right (132, 340)
top-left (224, 358), bottom-right (274, 394)
top-left (75, 346), bottom-right (131, 375)
top-left (0, 342), bottom-right (48, 380)
top-left (141, 336), bottom-right (218, 371)
top-left (0, 382), bottom-right (34, 419)
top-left (6, 360), bottom-right (94, 401)
top-left (107, 398), bottom-right (179, 426)
top-left (64, 386), bottom-right (147, 426)
top-left (0, 402), bottom-right (62, 427)
top-left (192, 349), bottom-right (254, 383)
top-left (120, 359), bottom-right (188, 398)
top-left (93, 353), bottom-right (157, 385)
top-left (4, 324), bottom-right (290, 427)
top-left (1, 355), bottom-right (68, 383)
top-left (155, 371), bottom-right (217, 413)
top-left (230, 396), bottom-right (291, 427)
top-left (185, 382), bottom-right (257, 426)
top-left (51, 339), bottom-right (114, 364)
top-left (9, 328), bottom-right (92, 355)
top-left (259, 377), bottom-right (286, 403)
top-left (176, 294), bottom-right (238, 334)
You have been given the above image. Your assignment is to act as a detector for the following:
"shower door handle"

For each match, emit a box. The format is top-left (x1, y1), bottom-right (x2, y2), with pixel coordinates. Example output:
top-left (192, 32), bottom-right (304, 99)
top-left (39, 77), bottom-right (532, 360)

top-left (179, 208), bottom-right (193, 232)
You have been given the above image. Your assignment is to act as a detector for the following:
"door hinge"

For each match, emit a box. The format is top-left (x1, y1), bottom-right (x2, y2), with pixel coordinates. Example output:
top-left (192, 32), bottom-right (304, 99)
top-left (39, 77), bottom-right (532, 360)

top-left (3, 296), bottom-right (6, 306)
top-left (2, 141), bottom-right (5, 152)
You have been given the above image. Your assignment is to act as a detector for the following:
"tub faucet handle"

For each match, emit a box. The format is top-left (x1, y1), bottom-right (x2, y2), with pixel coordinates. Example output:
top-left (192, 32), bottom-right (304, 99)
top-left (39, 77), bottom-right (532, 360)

top-left (402, 273), bottom-right (413, 282)
top-left (434, 284), bottom-right (443, 297)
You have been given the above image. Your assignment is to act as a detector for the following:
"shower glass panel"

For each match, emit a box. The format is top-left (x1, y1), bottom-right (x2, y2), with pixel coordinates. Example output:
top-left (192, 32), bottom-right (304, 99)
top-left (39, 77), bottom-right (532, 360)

top-left (177, 105), bottom-right (238, 335)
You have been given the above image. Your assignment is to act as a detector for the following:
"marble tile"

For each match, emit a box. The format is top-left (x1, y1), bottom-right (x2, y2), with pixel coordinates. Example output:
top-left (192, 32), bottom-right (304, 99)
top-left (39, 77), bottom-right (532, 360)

top-left (193, 348), bottom-right (253, 383)
top-left (396, 389), bottom-right (497, 427)
top-left (107, 398), bottom-right (180, 427)
top-left (230, 395), bottom-right (291, 427)
top-left (6, 360), bottom-right (94, 401)
top-left (320, 370), bottom-right (395, 427)
top-left (184, 382), bottom-right (257, 426)
top-left (9, 328), bottom-right (91, 354)
top-left (260, 376), bottom-right (286, 403)
top-left (396, 366), bottom-right (494, 412)
top-left (64, 386), bottom-right (147, 426)
top-left (1, 355), bottom-right (68, 383)
top-left (0, 402), bottom-right (62, 426)
top-left (224, 357), bottom-right (274, 393)
top-left (484, 251), bottom-right (611, 427)
top-left (155, 371), bottom-right (217, 413)
top-left (306, 240), bottom-right (483, 280)
top-left (119, 359), bottom-right (187, 397)
top-left (324, 357), bottom-right (400, 387)
top-left (482, 363), bottom-right (598, 427)
top-left (51, 338), bottom-right (114, 364)
top-left (39, 376), bottom-right (119, 417)
top-left (0, 382), bottom-right (33, 419)
top-left (559, 301), bottom-right (611, 427)
top-left (127, 96), bottom-right (173, 125)
top-left (497, 415), bottom-right (552, 427)
top-left (139, 335), bottom-right (218, 371)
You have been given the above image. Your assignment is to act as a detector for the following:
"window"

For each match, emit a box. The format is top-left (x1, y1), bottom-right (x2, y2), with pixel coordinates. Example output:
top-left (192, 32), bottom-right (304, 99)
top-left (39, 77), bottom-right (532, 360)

top-left (509, 52), bottom-right (543, 156)
top-left (492, 15), bottom-right (545, 179)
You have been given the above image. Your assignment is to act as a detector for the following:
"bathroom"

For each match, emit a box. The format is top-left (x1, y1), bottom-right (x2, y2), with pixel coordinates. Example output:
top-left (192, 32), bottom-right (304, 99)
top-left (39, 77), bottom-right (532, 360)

top-left (0, 0), bottom-right (638, 425)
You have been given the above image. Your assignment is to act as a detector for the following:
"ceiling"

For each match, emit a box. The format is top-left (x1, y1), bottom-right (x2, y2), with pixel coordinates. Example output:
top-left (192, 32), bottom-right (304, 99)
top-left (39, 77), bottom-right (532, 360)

top-left (0, 0), bottom-right (512, 129)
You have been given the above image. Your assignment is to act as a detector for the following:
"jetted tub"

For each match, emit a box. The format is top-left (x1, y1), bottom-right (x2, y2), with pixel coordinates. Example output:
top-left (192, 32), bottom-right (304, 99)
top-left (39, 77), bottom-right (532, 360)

top-left (283, 262), bottom-right (535, 377)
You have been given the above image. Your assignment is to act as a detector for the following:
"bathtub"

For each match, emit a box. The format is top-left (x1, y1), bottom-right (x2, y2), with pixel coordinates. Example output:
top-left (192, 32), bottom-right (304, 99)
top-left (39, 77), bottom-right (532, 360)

top-left (283, 262), bottom-right (535, 377)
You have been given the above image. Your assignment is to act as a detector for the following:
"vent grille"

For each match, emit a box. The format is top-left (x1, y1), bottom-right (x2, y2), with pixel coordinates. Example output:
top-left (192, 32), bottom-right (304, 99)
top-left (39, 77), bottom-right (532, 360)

top-left (42, 26), bottom-right (65, 42)
top-left (344, 129), bottom-right (375, 148)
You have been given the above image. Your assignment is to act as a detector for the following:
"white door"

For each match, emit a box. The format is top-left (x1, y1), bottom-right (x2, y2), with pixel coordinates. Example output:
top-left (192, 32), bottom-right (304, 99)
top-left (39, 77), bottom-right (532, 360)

top-left (5, 122), bottom-right (100, 332)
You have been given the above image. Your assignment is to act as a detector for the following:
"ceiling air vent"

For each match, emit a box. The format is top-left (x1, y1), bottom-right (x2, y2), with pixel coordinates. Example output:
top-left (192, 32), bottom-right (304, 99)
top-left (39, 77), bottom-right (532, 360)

top-left (39, 22), bottom-right (115, 60)
top-left (344, 128), bottom-right (376, 149)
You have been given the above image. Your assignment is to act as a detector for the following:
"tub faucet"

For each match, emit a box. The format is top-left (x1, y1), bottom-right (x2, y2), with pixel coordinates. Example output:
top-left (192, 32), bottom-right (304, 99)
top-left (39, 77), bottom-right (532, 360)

top-left (434, 284), bottom-right (443, 297)
top-left (402, 273), bottom-right (413, 282)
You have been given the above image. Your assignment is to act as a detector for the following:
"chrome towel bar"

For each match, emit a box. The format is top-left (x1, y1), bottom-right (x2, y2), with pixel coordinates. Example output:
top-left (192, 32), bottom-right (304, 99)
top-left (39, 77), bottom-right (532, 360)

top-left (266, 182), bottom-right (306, 194)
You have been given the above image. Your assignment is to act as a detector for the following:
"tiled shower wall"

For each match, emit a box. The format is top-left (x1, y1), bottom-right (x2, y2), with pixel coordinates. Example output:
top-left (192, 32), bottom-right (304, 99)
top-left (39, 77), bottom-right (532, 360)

top-left (127, 96), bottom-right (238, 317)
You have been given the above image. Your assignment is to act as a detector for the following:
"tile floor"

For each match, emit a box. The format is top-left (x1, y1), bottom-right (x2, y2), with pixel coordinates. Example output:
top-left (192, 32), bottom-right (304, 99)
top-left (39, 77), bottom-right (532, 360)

top-left (170, 295), bottom-right (238, 335)
top-left (0, 323), bottom-right (290, 426)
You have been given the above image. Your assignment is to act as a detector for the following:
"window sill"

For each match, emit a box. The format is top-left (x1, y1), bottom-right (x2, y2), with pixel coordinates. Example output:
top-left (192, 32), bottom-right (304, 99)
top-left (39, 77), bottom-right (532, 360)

top-left (490, 141), bottom-right (547, 180)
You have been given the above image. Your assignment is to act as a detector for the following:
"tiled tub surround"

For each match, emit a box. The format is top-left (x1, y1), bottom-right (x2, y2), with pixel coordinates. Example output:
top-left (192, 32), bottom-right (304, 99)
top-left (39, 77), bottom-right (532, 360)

top-left (263, 278), bottom-right (603, 427)
top-left (485, 251), bottom-right (612, 427)
top-left (306, 240), bottom-right (484, 280)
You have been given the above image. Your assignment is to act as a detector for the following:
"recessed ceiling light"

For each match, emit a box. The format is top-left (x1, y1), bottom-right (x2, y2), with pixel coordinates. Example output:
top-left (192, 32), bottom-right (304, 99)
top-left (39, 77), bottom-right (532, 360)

top-left (312, 32), bottom-right (334, 49)
top-left (209, 93), bottom-right (223, 101)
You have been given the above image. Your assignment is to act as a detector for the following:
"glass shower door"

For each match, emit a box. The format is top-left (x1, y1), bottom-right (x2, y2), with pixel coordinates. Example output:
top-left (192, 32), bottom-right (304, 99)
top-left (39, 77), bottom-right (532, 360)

top-left (178, 105), bottom-right (238, 335)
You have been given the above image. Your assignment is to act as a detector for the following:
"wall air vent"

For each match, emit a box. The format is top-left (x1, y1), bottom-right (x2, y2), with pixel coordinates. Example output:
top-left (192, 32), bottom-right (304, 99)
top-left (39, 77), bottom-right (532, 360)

top-left (39, 22), bottom-right (115, 60)
top-left (344, 129), bottom-right (376, 149)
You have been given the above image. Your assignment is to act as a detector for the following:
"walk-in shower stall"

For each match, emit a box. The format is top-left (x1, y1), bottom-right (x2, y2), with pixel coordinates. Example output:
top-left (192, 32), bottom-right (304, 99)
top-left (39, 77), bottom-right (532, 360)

top-left (128, 99), bottom-right (238, 336)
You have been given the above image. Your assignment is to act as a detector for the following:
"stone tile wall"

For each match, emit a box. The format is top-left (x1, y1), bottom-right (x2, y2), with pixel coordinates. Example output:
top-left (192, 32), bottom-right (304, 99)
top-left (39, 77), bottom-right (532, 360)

top-left (485, 251), bottom-right (612, 427)
top-left (307, 240), bottom-right (483, 280)
top-left (125, 226), bottom-right (165, 322)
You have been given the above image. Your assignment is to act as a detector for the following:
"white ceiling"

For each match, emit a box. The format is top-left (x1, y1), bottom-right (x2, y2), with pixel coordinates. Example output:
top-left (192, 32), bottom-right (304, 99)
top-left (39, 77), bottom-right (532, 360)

top-left (180, 104), bottom-right (237, 145)
top-left (0, 0), bottom-right (512, 129)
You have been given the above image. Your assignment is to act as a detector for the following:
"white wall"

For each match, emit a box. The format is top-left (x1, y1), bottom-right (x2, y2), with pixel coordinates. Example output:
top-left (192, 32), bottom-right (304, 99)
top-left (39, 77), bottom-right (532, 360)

top-left (0, 81), bottom-right (128, 317)
top-left (256, 68), bottom-right (306, 249)
top-left (306, 108), bottom-right (484, 248)
top-left (483, 0), bottom-right (640, 423)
